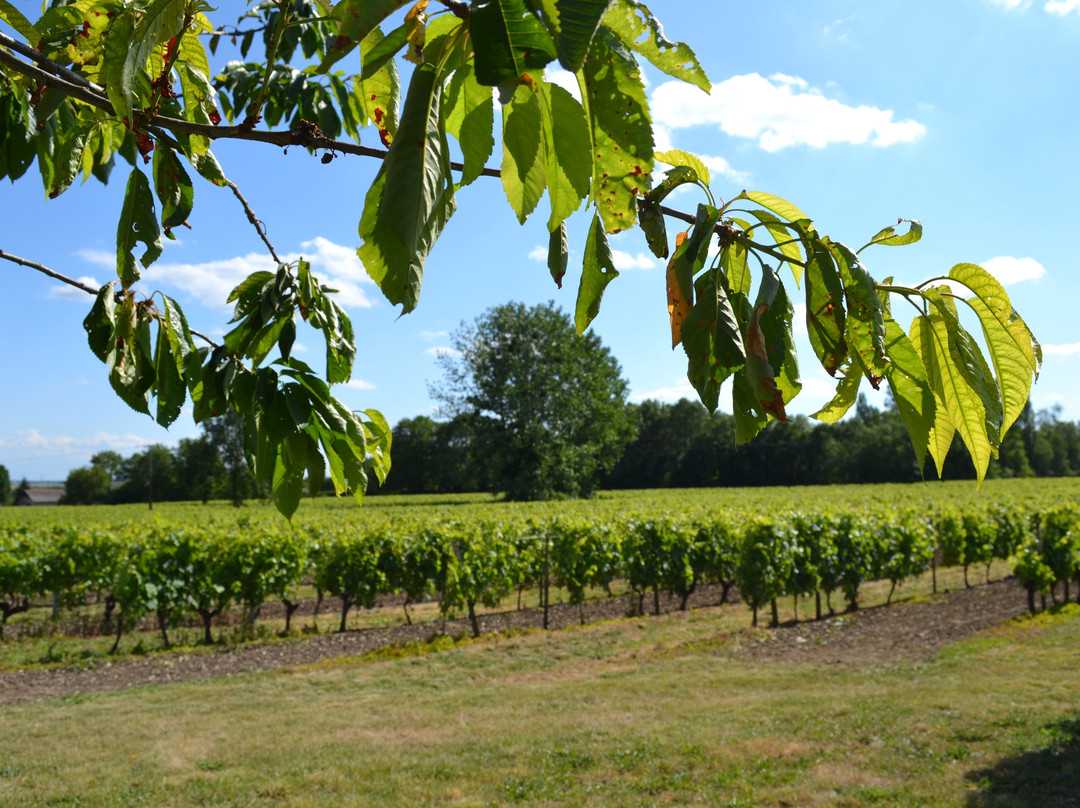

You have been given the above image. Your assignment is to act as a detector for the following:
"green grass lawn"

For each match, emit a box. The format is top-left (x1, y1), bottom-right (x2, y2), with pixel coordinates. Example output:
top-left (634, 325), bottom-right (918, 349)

top-left (1, 593), bottom-right (1077, 806)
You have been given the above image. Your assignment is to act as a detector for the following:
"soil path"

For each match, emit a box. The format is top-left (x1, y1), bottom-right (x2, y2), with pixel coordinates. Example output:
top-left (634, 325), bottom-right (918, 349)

top-left (0, 578), bottom-right (1034, 706)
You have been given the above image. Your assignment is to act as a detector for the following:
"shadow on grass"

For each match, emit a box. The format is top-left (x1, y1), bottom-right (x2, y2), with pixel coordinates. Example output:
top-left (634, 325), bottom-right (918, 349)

top-left (965, 717), bottom-right (1080, 807)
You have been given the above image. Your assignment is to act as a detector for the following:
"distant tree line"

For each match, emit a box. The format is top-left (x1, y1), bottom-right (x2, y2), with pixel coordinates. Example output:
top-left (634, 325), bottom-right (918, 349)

top-left (377, 397), bottom-right (1080, 496)
top-left (56, 413), bottom-right (260, 506)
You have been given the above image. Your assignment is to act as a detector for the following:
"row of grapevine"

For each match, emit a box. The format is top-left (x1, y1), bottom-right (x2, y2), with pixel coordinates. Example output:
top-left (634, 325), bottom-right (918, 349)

top-left (5, 496), bottom-right (1078, 650)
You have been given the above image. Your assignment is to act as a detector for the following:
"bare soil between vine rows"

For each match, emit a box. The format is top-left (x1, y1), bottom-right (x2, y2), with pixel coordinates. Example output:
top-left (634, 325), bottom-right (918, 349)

top-left (0, 577), bottom-right (1033, 706)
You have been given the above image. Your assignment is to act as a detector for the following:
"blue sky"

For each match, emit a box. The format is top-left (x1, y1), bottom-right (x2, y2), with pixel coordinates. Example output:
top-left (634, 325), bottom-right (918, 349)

top-left (2, 0), bottom-right (1078, 481)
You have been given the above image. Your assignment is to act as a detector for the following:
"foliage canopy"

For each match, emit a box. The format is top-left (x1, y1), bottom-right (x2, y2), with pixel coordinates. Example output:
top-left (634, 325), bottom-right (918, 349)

top-left (433, 301), bottom-right (634, 499)
top-left (0, 0), bottom-right (1041, 516)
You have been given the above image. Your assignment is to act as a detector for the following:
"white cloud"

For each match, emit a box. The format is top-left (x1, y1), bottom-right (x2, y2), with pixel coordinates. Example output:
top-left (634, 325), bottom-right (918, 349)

top-left (792, 302), bottom-right (808, 334)
top-left (823, 15), bottom-right (857, 39)
top-left (71, 379), bottom-right (92, 386)
top-left (342, 378), bottom-right (376, 390)
top-left (137, 237), bottom-right (374, 311)
top-left (1047, 0), bottom-right (1080, 13)
top-left (1042, 342), bottom-right (1080, 357)
top-left (630, 382), bottom-right (697, 403)
top-left (650, 73), bottom-right (926, 152)
top-left (988, 0), bottom-right (1030, 8)
top-left (980, 256), bottom-right (1046, 285)
top-left (528, 245), bottom-right (548, 262)
top-left (0, 428), bottom-right (155, 458)
top-left (426, 346), bottom-right (459, 359)
top-left (611, 249), bottom-right (657, 271)
top-left (292, 342), bottom-right (309, 353)
top-left (420, 330), bottom-right (448, 340)
top-left (697, 154), bottom-right (751, 185)
top-left (545, 68), bottom-right (581, 100)
top-left (76, 248), bottom-right (114, 268)
top-left (48, 276), bottom-right (102, 301)
top-left (799, 377), bottom-right (841, 404)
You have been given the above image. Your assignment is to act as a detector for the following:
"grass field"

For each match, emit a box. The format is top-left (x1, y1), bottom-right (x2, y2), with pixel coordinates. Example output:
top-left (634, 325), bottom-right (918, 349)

top-left (1, 576), bottom-right (1077, 807)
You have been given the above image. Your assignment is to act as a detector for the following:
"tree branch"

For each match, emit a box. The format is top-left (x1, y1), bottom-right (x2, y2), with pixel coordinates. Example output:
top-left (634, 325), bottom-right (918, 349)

top-left (0, 248), bottom-right (218, 347)
top-left (0, 247), bottom-right (99, 295)
top-left (0, 38), bottom-right (499, 177)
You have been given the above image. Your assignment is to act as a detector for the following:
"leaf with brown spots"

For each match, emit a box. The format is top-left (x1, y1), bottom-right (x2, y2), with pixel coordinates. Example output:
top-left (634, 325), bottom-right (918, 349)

top-left (667, 230), bottom-right (691, 347)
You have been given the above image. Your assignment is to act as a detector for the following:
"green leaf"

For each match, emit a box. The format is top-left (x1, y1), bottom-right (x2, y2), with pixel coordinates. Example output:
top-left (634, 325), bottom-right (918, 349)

top-left (742, 267), bottom-right (791, 421)
top-left (803, 239), bottom-right (847, 376)
top-left (108, 303), bottom-right (154, 416)
top-left (106, 0), bottom-right (186, 125)
top-left (84, 282), bottom-right (118, 362)
top-left (320, 297), bottom-right (356, 385)
top-left (582, 32), bottom-right (653, 233)
top-left (967, 295), bottom-right (1038, 435)
top-left (321, 0), bottom-right (411, 71)
top-left (669, 203), bottom-right (719, 304)
top-left (859, 218), bottom-right (923, 253)
top-left (682, 264), bottom-right (744, 413)
top-left (102, 10), bottom-right (138, 125)
top-left (536, 78), bottom-right (591, 229)
top-left (548, 220), bottom-right (569, 288)
top-left (743, 209), bottom-right (804, 285)
top-left (470, 0), bottom-right (557, 86)
top-left (732, 372), bottom-right (768, 445)
top-left (830, 240), bottom-right (887, 386)
top-left (500, 82), bottom-right (545, 223)
top-left (812, 373), bottom-right (861, 424)
top-left (443, 62), bottom-right (493, 186)
top-left (552, 0), bottom-right (609, 71)
top-left (739, 191), bottom-right (809, 224)
top-left (950, 262), bottom-right (1041, 369)
top-left (152, 144), bottom-right (194, 231)
top-left (723, 238), bottom-right (751, 297)
top-left (637, 165), bottom-right (699, 259)
top-left (36, 111), bottom-right (88, 199)
top-left (654, 149), bottom-right (710, 187)
top-left (116, 167), bottom-right (163, 289)
top-left (176, 31), bottom-right (216, 125)
top-left (189, 146), bottom-right (228, 186)
top-left (358, 62), bottom-right (456, 314)
top-left (354, 26), bottom-right (402, 147)
top-left (272, 434), bottom-right (307, 520)
top-left (914, 290), bottom-right (1002, 483)
top-left (759, 274), bottom-right (801, 412)
top-left (574, 213), bottom-right (619, 334)
top-left (153, 319), bottom-right (185, 427)
top-left (0, 1), bottom-right (39, 42)
top-left (602, 0), bottom-right (710, 93)
top-left (909, 314), bottom-right (956, 477)
top-left (881, 315), bottom-right (934, 471)
top-left (158, 294), bottom-right (195, 367)
top-left (364, 408), bottom-right (393, 486)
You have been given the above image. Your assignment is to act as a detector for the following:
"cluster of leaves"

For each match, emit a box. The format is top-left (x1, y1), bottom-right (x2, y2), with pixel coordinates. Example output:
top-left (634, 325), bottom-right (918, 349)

top-left (0, 0), bottom-right (1042, 516)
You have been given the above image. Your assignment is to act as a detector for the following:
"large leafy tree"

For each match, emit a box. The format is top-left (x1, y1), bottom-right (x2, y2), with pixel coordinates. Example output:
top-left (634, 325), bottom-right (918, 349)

top-left (434, 301), bottom-right (634, 499)
top-left (0, 0), bottom-right (1041, 516)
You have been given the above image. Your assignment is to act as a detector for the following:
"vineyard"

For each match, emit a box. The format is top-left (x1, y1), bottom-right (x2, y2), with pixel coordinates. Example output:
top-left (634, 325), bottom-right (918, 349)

top-left (2, 479), bottom-right (1079, 661)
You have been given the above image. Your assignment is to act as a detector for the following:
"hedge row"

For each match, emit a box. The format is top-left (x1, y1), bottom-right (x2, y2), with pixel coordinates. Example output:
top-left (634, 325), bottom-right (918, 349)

top-left (1, 501), bottom-right (1077, 650)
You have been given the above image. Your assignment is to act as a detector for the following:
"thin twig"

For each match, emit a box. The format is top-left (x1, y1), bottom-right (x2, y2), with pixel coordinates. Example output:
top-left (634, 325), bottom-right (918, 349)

top-left (226, 181), bottom-right (283, 265)
top-left (0, 248), bottom-right (100, 295)
top-left (0, 248), bottom-right (218, 347)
